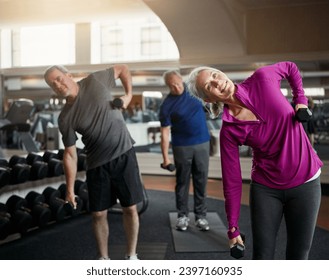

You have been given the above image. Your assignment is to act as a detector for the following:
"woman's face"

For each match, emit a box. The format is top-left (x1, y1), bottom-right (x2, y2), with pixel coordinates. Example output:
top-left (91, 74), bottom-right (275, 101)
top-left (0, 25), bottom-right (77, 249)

top-left (196, 69), bottom-right (234, 103)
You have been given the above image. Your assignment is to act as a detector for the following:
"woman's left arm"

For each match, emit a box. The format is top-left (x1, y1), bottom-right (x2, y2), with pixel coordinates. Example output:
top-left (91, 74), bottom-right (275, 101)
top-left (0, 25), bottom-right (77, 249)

top-left (277, 61), bottom-right (308, 108)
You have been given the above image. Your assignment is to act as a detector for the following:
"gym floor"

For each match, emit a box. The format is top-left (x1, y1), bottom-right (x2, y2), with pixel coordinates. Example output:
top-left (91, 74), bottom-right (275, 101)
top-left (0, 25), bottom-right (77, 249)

top-left (0, 146), bottom-right (328, 232)
top-left (0, 148), bottom-right (328, 260)
top-left (142, 175), bottom-right (329, 232)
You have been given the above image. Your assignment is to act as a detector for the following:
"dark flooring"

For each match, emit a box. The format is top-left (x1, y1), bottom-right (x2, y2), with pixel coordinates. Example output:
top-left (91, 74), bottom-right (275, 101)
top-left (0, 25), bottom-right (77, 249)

top-left (0, 189), bottom-right (328, 260)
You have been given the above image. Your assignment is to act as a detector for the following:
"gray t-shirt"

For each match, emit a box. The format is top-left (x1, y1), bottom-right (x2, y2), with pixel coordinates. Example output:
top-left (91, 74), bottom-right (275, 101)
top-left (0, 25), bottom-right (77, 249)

top-left (58, 68), bottom-right (134, 170)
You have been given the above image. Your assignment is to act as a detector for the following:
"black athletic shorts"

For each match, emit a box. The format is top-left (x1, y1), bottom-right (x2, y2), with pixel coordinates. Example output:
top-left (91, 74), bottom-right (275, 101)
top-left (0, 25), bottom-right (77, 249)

top-left (86, 147), bottom-right (144, 212)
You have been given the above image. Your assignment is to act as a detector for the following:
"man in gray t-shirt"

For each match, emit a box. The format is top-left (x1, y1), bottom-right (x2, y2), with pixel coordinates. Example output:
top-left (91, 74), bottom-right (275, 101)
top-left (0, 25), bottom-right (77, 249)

top-left (44, 64), bottom-right (143, 260)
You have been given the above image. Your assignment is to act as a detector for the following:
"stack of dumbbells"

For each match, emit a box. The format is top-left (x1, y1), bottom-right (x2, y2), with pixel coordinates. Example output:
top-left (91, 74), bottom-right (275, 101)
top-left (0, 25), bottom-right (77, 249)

top-left (0, 149), bottom-right (89, 242)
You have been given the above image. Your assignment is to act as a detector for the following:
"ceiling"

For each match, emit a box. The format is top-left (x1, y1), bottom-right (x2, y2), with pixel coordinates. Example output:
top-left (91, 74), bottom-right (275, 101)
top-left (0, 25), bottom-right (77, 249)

top-left (0, 0), bottom-right (329, 86)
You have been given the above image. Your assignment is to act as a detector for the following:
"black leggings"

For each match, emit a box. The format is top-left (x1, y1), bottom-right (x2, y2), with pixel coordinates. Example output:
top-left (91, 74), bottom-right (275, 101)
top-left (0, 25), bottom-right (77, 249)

top-left (250, 177), bottom-right (321, 260)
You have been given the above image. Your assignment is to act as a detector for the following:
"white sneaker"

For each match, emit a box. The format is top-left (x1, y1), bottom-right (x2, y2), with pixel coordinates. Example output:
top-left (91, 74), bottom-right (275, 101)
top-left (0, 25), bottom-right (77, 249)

top-left (176, 216), bottom-right (189, 231)
top-left (195, 218), bottom-right (210, 231)
top-left (125, 254), bottom-right (140, 260)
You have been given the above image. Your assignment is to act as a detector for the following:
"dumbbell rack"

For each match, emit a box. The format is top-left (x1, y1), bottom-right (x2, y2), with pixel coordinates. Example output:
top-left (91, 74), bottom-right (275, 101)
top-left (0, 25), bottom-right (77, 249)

top-left (0, 150), bottom-right (86, 245)
top-left (0, 172), bottom-right (86, 204)
top-left (0, 172), bottom-right (86, 245)
top-left (0, 149), bottom-right (149, 245)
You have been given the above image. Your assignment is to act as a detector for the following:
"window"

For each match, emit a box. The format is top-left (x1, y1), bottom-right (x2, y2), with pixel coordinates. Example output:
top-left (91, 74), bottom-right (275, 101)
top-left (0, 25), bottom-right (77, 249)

top-left (304, 88), bottom-right (325, 97)
top-left (0, 29), bottom-right (12, 68)
top-left (141, 26), bottom-right (161, 56)
top-left (91, 17), bottom-right (179, 64)
top-left (101, 26), bottom-right (124, 62)
top-left (19, 24), bottom-right (75, 66)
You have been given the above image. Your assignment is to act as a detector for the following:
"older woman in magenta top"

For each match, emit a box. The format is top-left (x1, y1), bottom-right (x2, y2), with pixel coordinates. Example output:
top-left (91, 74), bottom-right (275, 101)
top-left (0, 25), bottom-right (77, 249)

top-left (188, 61), bottom-right (323, 259)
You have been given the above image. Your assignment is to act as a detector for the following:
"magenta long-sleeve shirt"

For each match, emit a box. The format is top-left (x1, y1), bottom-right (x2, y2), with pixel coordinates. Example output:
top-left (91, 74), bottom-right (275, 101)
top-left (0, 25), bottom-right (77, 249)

top-left (219, 61), bottom-right (323, 236)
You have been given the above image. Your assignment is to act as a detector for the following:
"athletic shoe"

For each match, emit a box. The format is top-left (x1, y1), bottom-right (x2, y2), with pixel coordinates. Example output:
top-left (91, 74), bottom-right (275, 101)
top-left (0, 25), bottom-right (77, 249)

top-left (176, 216), bottom-right (189, 231)
top-left (125, 254), bottom-right (140, 260)
top-left (195, 218), bottom-right (210, 231)
top-left (98, 256), bottom-right (110, 260)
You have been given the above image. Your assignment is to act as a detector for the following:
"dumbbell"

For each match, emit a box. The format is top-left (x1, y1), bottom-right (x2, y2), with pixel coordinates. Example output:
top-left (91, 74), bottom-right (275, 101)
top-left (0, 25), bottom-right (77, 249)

top-left (26, 153), bottom-right (49, 180)
top-left (10, 154), bottom-right (48, 181)
top-left (57, 149), bottom-right (64, 160)
top-left (15, 153), bottom-right (48, 181)
top-left (74, 180), bottom-right (90, 212)
top-left (42, 186), bottom-right (73, 222)
top-left (25, 191), bottom-right (52, 228)
top-left (1, 157), bottom-right (30, 185)
top-left (57, 183), bottom-right (83, 216)
top-left (0, 203), bottom-right (12, 240)
top-left (56, 148), bottom-right (86, 172)
top-left (76, 148), bottom-right (87, 171)
top-left (230, 233), bottom-right (245, 259)
top-left (6, 194), bottom-right (33, 234)
top-left (295, 108), bottom-right (312, 122)
top-left (160, 163), bottom-right (176, 172)
top-left (42, 151), bottom-right (64, 177)
top-left (0, 160), bottom-right (11, 188)
top-left (110, 97), bottom-right (124, 109)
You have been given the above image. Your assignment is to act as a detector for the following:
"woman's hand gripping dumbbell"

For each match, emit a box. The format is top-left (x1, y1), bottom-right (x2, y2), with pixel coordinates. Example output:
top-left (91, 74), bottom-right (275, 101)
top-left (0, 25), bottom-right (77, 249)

top-left (229, 233), bottom-right (245, 259)
top-left (294, 104), bottom-right (312, 122)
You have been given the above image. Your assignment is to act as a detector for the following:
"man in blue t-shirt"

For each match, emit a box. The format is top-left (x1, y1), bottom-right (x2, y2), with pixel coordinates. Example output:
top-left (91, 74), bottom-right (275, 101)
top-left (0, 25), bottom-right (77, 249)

top-left (159, 70), bottom-right (210, 231)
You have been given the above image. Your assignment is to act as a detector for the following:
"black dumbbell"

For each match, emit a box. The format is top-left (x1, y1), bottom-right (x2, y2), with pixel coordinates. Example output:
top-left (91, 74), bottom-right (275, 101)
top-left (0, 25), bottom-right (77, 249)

top-left (0, 203), bottom-right (12, 240)
top-left (0, 161), bottom-right (11, 188)
top-left (57, 183), bottom-right (83, 216)
top-left (8, 155), bottom-right (26, 166)
top-left (6, 195), bottom-right (33, 234)
top-left (57, 149), bottom-right (64, 160)
top-left (4, 156), bottom-right (30, 185)
top-left (42, 186), bottom-right (72, 222)
top-left (10, 154), bottom-right (48, 181)
top-left (7, 156), bottom-right (31, 183)
top-left (230, 233), bottom-right (245, 259)
top-left (74, 180), bottom-right (90, 212)
top-left (25, 153), bottom-right (49, 180)
top-left (42, 151), bottom-right (64, 177)
top-left (111, 97), bottom-right (124, 109)
top-left (55, 148), bottom-right (86, 172)
top-left (76, 148), bottom-right (87, 171)
top-left (295, 108), bottom-right (312, 122)
top-left (160, 163), bottom-right (176, 172)
top-left (42, 150), bottom-right (59, 162)
top-left (25, 191), bottom-right (52, 228)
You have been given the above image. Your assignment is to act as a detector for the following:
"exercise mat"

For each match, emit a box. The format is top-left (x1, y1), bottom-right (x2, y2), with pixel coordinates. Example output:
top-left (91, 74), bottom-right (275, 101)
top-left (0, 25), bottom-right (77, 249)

top-left (169, 212), bottom-right (229, 253)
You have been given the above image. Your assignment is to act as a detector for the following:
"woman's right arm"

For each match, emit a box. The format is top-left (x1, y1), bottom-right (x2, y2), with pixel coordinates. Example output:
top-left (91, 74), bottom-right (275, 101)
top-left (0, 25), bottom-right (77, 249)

top-left (220, 128), bottom-right (243, 240)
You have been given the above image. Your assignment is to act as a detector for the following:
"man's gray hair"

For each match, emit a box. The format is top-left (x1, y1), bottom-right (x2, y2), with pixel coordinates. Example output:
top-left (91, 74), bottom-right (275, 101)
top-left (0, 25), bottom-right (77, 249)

top-left (162, 70), bottom-right (182, 84)
top-left (44, 65), bottom-right (70, 82)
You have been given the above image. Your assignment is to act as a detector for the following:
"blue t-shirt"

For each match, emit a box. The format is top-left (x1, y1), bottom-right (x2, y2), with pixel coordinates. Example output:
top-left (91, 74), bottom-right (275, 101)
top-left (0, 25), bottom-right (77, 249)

top-left (159, 88), bottom-right (210, 146)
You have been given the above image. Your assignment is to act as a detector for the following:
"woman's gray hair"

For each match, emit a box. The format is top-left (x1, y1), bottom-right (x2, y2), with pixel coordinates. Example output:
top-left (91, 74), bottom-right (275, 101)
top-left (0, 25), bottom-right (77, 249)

top-left (187, 66), bottom-right (211, 101)
top-left (187, 66), bottom-right (224, 119)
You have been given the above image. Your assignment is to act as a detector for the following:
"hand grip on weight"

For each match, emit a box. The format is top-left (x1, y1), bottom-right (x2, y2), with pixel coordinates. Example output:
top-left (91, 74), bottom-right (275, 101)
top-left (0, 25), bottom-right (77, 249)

top-left (160, 163), bottom-right (176, 172)
top-left (230, 233), bottom-right (245, 259)
top-left (111, 98), bottom-right (124, 109)
top-left (295, 108), bottom-right (312, 122)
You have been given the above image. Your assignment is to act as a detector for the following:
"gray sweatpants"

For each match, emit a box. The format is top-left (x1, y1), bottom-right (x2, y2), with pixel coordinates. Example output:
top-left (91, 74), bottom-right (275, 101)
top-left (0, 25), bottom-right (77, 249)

top-left (172, 141), bottom-right (210, 220)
